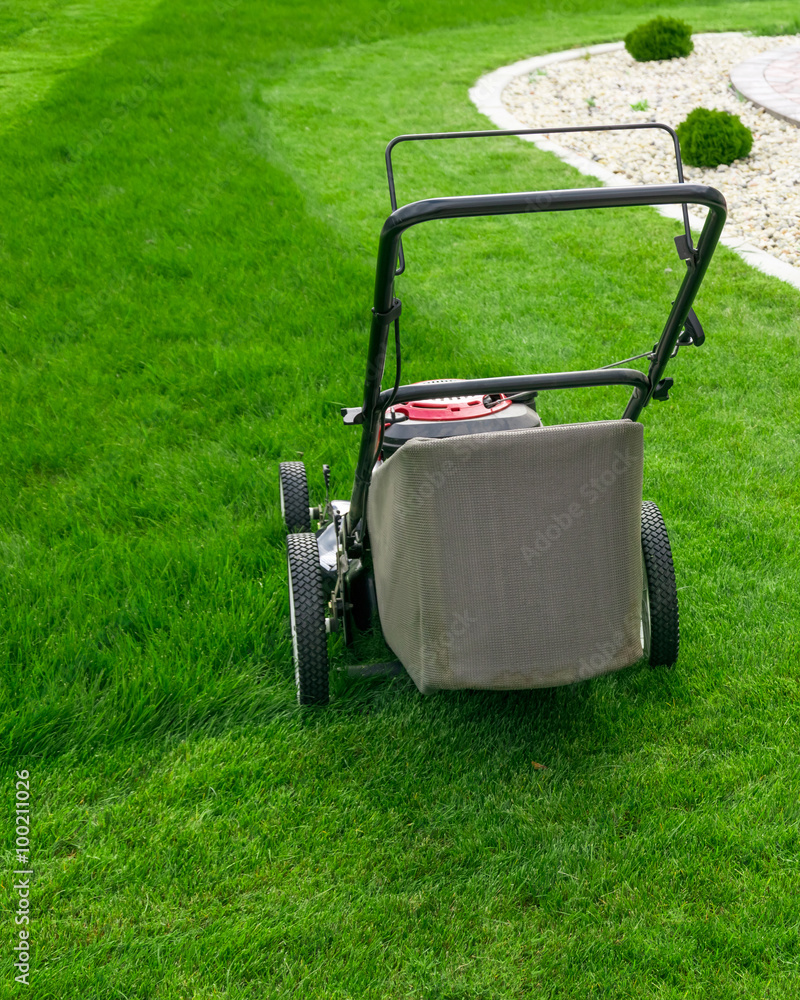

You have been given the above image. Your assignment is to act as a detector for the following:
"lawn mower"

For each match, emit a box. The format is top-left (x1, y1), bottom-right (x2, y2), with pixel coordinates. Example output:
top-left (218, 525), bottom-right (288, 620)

top-left (280, 125), bottom-right (727, 705)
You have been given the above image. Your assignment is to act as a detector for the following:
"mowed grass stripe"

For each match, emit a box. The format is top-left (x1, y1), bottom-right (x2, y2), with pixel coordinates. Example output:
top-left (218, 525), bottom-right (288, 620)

top-left (0, 0), bottom-right (163, 131)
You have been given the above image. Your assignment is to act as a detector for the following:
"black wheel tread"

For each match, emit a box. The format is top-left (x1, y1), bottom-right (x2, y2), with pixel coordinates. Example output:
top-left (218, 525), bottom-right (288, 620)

top-left (280, 462), bottom-right (310, 532)
top-left (641, 501), bottom-right (680, 667)
top-left (287, 533), bottom-right (329, 705)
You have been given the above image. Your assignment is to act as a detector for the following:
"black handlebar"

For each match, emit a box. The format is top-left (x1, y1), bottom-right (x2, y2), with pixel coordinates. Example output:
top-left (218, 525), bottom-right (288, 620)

top-left (346, 134), bottom-right (727, 530)
top-left (386, 124), bottom-right (694, 276)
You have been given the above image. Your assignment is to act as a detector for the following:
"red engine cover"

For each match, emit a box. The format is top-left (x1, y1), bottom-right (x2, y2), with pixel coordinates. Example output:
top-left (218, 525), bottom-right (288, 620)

top-left (393, 381), bottom-right (512, 422)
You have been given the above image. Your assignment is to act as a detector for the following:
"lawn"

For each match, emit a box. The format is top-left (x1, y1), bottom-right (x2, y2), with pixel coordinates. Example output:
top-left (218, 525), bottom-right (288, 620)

top-left (1, 0), bottom-right (799, 996)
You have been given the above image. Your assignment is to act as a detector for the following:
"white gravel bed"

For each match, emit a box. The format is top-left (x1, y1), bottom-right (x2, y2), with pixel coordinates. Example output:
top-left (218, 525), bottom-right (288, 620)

top-left (501, 33), bottom-right (800, 268)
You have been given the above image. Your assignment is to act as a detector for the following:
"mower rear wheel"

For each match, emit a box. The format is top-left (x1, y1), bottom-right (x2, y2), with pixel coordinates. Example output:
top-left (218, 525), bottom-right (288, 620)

top-left (287, 533), bottom-right (329, 705)
top-left (641, 501), bottom-right (679, 667)
top-left (279, 462), bottom-right (311, 533)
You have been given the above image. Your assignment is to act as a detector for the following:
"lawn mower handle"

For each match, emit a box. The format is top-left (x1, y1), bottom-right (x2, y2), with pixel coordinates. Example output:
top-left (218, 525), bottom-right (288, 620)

top-left (348, 182), bottom-right (727, 530)
top-left (385, 124), bottom-right (694, 275)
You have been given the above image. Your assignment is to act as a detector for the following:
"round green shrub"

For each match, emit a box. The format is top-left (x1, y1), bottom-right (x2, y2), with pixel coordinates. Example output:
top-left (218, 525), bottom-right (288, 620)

top-left (676, 107), bottom-right (753, 167)
top-left (624, 17), bottom-right (694, 62)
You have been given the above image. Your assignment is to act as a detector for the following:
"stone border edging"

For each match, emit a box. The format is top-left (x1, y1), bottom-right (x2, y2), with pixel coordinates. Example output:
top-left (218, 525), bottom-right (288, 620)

top-left (731, 48), bottom-right (800, 127)
top-left (468, 34), bottom-right (800, 294)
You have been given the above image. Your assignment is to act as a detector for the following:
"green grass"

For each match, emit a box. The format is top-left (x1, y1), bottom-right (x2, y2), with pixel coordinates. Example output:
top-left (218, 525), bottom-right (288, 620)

top-left (0, 0), bottom-right (163, 132)
top-left (1, 0), bottom-right (800, 996)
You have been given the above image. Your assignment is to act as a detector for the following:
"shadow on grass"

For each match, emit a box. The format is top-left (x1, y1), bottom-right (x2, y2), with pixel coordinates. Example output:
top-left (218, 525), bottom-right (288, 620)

top-left (316, 636), bottom-right (691, 766)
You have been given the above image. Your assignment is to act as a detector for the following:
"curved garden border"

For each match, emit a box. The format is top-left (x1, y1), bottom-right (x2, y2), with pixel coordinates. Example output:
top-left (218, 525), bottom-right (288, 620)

top-left (469, 34), bottom-right (800, 294)
top-left (731, 47), bottom-right (800, 126)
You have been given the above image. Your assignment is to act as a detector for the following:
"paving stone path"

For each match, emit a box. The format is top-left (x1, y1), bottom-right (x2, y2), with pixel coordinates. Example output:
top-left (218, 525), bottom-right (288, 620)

top-left (731, 48), bottom-right (800, 126)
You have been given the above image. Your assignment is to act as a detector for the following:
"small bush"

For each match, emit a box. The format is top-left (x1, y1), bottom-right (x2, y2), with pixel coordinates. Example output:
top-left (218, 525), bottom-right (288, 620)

top-left (676, 107), bottom-right (753, 167)
top-left (625, 17), bottom-right (693, 62)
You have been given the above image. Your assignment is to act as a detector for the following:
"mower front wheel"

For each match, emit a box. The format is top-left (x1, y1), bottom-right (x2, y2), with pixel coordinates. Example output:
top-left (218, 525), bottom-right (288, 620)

top-left (641, 501), bottom-right (679, 667)
top-left (287, 533), bottom-right (329, 705)
top-left (279, 462), bottom-right (311, 533)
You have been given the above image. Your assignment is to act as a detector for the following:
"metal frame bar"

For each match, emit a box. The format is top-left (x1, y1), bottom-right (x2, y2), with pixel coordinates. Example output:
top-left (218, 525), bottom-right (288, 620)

top-left (377, 368), bottom-right (649, 409)
top-left (386, 125), bottom-right (694, 275)
top-left (346, 179), bottom-right (726, 530)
